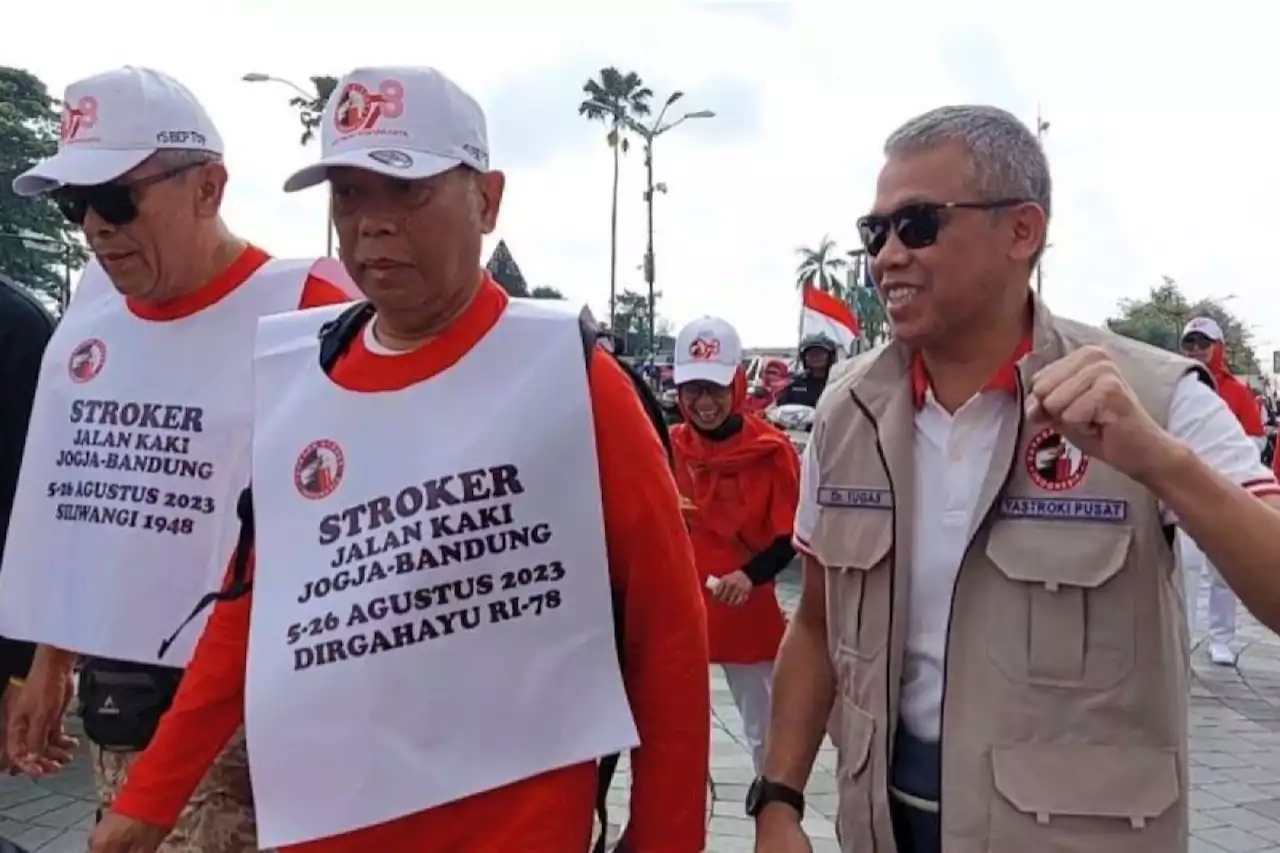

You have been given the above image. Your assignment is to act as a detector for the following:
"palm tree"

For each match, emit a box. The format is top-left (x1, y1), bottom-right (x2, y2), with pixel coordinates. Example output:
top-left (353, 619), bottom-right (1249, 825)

top-left (578, 67), bottom-right (653, 333)
top-left (794, 235), bottom-right (849, 299)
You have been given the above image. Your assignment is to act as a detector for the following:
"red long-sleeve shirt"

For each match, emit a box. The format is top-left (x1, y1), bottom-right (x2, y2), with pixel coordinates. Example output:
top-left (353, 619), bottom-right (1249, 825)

top-left (112, 280), bottom-right (710, 852)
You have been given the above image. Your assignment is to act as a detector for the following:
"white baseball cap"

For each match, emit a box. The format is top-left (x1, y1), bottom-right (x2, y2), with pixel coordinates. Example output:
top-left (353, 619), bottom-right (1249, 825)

top-left (282, 66), bottom-right (489, 193)
top-left (12, 67), bottom-right (223, 198)
top-left (1182, 316), bottom-right (1224, 342)
top-left (673, 316), bottom-right (743, 386)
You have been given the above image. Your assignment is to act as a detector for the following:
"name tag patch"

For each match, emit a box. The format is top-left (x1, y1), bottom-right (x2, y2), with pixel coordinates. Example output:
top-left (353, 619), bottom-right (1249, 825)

top-left (817, 486), bottom-right (892, 509)
top-left (999, 496), bottom-right (1128, 522)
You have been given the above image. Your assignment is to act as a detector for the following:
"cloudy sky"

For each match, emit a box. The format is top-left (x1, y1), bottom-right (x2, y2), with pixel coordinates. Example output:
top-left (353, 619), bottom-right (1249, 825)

top-left (8, 2), bottom-right (1279, 364)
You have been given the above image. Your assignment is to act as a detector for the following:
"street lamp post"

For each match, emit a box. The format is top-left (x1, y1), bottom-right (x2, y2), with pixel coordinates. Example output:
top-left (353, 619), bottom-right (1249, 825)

top-left (633, 93), bottom-right (714, 361)
top-left (242, 72), bottom-right (334, 258)
top-left (1035, 106), bottom-right (1050, 296)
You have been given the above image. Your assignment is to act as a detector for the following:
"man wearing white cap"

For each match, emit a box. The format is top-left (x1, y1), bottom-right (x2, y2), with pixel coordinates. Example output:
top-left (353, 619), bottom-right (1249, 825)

top-left (92, 66), bottom-right (709, 853)
top-left (1178, 316), bottom-right (1266, 665)
top-left (0, 66), bottom-right (357, 853)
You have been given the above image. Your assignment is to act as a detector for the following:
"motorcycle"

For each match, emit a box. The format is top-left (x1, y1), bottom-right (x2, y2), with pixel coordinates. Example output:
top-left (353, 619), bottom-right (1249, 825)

top-left (763, 403), bottom-right (815, 456)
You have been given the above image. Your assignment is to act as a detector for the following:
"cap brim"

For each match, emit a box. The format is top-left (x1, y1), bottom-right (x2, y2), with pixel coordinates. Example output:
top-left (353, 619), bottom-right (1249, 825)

top-left (282, 148), bottom-right (462, 193)
top-left (674, 363), bottom-right (736, 386)
top-left (11, 147), bottom-right (154, 197)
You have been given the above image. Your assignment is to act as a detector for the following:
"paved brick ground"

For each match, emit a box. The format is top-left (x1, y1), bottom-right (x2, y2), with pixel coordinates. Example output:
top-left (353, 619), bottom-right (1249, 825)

top-left (7, 569), bottom-right (1280, 851)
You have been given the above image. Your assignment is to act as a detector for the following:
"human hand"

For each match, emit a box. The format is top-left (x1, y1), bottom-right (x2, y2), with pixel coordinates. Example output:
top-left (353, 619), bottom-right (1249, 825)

top-left (88, 811), bottom-right (170, 853)
top-left (1026, 345), bottom-right (1183, 484)
top-left (713, 571), bottom-right (754, 607)
top-left (6, 655), bottom-right (77, 776)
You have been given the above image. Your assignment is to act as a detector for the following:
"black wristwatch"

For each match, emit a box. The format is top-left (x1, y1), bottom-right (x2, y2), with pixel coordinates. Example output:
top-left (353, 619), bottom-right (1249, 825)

top-left (745, 776), bottom-right (805, 819)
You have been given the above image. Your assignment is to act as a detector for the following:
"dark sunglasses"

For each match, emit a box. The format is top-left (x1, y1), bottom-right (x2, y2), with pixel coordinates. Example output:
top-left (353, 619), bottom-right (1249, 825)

top-left (53, 162), bottom-right (201, 227)
top-left (856, 198), bottom-right (1029, 257)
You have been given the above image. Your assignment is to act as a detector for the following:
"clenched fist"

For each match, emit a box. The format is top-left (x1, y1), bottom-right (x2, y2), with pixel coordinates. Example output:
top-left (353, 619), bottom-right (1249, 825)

top-left (1026, 345), bottom-right (1184, 484)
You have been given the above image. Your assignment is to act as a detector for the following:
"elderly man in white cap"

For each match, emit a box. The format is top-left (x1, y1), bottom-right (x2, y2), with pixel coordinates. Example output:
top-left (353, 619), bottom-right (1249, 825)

top-left (0, 66), bottom-right (356, 852)
top-left (90, 65), bottom-right (710, 853)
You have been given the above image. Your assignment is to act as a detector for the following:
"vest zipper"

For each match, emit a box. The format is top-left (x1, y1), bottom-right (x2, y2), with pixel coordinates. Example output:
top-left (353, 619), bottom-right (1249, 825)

top-left (847, 391), bottom-right (898, 793)
top-left (935, 373), bottom-right (1027, 833)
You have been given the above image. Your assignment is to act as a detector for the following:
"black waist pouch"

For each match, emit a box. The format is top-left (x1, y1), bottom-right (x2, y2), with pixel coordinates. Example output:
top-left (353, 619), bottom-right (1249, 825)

top-left (78, 658), bottom-right (183, 751)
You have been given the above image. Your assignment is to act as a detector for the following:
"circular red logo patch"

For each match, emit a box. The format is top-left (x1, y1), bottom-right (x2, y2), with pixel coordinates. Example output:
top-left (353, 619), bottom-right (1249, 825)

top-left (68, 339), bottom-right (106, 383)
top-left (294, 439), bottom-right (345, 500)
top-left (1025, 427), bottom-right (1089, 492)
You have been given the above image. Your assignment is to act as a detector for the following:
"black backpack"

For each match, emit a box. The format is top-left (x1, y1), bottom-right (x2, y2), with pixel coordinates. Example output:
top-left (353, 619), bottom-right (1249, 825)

top-left (161, 300), bottom-right (673, 852)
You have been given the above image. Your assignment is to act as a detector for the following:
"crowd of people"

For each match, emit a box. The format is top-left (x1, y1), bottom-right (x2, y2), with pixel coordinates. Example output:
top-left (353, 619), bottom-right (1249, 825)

top-left (1, 62), bottom-right (1280, 853)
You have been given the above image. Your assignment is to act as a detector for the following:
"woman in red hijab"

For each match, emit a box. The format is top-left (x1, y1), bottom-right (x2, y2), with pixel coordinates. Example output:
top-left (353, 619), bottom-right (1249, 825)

top-left (669, 316), bottom-right (800, 773)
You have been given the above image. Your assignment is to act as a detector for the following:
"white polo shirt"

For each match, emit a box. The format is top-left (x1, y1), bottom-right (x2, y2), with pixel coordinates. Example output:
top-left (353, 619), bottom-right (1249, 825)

top-left (794, 358), bottom-right (1278, 741)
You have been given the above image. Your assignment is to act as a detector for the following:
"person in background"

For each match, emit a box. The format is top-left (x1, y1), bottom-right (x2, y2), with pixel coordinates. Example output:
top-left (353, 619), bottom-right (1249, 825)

top-left (1178, 316), bottom-right (1264, 665)
top-left (0, 272), bottom-right (73, 774)
top-left (1, 66), bottom-right (356, 853)
top-left (774, 334), bottom-right (838, 408)
top-left (670, 316), bottom-right (799, 773)
top-left (90, 64), bottom-right (709, 853)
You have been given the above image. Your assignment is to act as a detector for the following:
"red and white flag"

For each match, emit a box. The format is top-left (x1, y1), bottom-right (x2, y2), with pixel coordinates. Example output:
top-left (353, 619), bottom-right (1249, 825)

top-left (800, 285), bottom-right (860, 354)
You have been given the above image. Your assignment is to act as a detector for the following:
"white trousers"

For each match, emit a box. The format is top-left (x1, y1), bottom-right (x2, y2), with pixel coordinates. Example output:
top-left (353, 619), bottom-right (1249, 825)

top-left (723, 662), bottom-right (774, 774)
top-left (1181, 533), bottom-right (1237, 645)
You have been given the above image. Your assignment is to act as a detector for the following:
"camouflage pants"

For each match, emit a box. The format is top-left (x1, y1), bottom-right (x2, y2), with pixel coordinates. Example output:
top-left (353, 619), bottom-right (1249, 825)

top-left (93, 726), bottom-right (263, 853)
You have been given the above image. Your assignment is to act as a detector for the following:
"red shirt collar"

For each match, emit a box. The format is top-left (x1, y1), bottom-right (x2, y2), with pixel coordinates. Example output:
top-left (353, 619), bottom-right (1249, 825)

top-left (910, 334), bottom-right (1033, 409)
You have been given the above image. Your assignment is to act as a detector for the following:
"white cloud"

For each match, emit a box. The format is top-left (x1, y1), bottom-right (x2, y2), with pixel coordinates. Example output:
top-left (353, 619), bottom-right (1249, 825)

top-left (8, 1), bottom-right (1280, 365)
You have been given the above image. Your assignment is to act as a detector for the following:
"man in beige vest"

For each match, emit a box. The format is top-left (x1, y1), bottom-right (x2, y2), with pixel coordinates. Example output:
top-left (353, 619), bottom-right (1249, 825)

top-left (749, 105), bottom-right (1280, 853)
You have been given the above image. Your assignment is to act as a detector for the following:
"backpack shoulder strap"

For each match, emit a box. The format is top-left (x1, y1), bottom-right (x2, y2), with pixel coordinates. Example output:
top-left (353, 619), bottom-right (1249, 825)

top-left (318, 300), bottom-right (376, 372)
top-left (157, 486), bottom-right (256, 659)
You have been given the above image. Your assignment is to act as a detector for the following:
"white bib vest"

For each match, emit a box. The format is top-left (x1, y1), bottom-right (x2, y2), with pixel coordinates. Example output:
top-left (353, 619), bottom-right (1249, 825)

top-left (245, 299), bottom-right (638, 848)
top-left (0, 258), bottom-right (330, 666)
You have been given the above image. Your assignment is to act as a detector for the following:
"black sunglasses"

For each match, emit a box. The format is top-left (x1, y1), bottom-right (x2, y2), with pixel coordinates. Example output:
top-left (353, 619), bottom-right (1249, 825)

top-left (53, 162), bottom-right (202, 227)
top-left (856, 198), bottom-right (1028, 257)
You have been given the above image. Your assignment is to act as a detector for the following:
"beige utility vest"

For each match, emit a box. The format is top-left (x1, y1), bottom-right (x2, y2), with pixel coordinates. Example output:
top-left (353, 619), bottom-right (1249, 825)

top-left (808, 301), bottom-right (1200, 852)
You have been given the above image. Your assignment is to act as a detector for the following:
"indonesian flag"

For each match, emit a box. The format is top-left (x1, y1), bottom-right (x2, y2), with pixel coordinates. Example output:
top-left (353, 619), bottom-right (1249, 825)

top-left (800, 285), bottom-right (860, 354)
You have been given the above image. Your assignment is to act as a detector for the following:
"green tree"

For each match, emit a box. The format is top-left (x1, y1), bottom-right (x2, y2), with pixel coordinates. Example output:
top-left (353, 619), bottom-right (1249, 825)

top-left (0, 66), bottom-right (87, 305)
top-left (578, 67), bottom-right (653, 332)
top-left (485, 239), bottom-right (529, 297)
top-left (530, 285), bottom-right (564, 299)
top-left (1107, 276), bottom-right (1259, 375)
top-left (612, 287), bottom-right (671, 356)
top-left (290, 76), bottom-right (339, 146)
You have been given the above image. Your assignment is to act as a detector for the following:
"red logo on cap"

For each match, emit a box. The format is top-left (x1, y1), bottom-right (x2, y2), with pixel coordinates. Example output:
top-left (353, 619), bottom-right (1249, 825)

top-left (60, 96), bottom-right (99, 143)
top-left (689, 338), bottom-right (721, 361)
top-left (333, 80), bottom-right (405, 136)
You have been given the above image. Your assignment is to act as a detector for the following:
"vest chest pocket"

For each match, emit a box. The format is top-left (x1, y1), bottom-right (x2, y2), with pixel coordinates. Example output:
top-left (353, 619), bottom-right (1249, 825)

top-left (983, 522), bottom-right (1136, 690)
top-left (816, 512), bottom-right (893, 665)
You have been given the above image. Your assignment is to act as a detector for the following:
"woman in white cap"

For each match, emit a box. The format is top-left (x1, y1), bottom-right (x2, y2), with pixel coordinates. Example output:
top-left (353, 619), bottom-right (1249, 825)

top-left (669, 315), bottom-right (800, 773)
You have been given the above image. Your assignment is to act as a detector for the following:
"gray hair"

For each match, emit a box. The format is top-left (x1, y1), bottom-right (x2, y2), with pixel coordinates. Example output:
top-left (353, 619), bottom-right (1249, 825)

top-left (885, 105), bottom-right (1051, 261)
